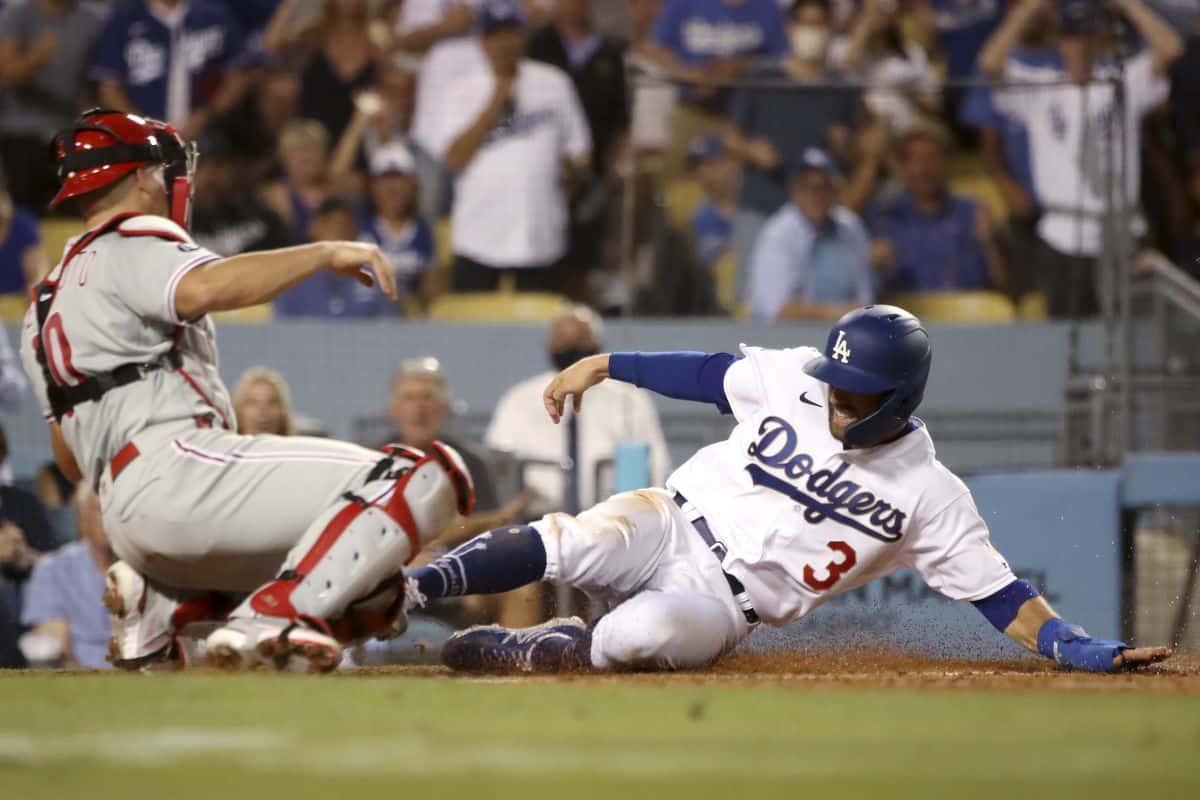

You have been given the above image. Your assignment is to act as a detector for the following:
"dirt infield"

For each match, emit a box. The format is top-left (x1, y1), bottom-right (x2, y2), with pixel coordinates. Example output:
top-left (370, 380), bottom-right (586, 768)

top-left (351, 650), bottom-right (1200, 694)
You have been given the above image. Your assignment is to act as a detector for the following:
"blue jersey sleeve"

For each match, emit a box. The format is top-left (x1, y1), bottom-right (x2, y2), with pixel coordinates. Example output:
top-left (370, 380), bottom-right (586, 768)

top-left (759, 1), bottom-right (789, 57)
top-left (89, 10), bottom-right (129, 83)
top-left (651, 0), bottom-right (686, 55)
top-left (609, 351), bottom-right (739, 413)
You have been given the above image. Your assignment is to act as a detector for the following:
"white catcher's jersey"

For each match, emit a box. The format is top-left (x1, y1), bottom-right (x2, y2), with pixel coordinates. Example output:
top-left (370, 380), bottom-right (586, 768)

top-left (19, 214), bottom-right (235, 487)
top-left (666, 345), bottom-right (1015, 626)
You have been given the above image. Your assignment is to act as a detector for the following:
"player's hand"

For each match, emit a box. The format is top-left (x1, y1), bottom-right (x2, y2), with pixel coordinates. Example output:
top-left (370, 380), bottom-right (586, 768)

top-left (543, 354), bottom-right (610, 423)
top-left (1113, 646), bottom-right (1174, 670)
top-left (325, 241), bottom-right (398, 301)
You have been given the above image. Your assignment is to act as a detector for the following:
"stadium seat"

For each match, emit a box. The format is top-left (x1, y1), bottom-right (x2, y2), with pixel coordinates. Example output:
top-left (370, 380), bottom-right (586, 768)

top-left (888, 291), bottom-right (1016, 323)
top-left (211, 304), bottom-right (273, 324)
top-left (1017, 291), bottom-right (1048, 320)
top-left (948, 156), bottom-right (1009, 224)
top-left (0, 293), bottom-right (29, 323)
top-left (428, 291), bottom-right (568, 322)
top-left (664, 179), bottom-right (704, 231)
top-left (40, 218), bottom-right (84, 265)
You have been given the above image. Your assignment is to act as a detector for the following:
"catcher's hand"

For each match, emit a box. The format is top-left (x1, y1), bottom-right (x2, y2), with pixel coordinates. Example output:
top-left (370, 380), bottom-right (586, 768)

top-left (326, 241), bottom-right (397, 301)
top-left (1113, 646), bottom-right (1173, 670)
top-left (543, 354), bottom-right (610, 423)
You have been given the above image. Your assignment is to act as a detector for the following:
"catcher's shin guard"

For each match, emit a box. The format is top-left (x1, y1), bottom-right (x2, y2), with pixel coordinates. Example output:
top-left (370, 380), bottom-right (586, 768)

top-left (232, 442), bottom-right (474, 639)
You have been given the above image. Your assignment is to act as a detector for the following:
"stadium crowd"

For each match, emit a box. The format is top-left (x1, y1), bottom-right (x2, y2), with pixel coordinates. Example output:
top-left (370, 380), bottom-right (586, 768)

top-left (0, 0), bottom-right (1198, 321)
top-left (4, 0), bottom-right (1200, 667)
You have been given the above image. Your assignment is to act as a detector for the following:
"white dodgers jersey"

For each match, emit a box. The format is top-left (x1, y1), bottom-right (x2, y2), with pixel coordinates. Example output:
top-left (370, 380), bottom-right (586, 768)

top-left (19, 214), bottom-right (235, 488)
top-left (666, 345), bottom-right (1015, 626)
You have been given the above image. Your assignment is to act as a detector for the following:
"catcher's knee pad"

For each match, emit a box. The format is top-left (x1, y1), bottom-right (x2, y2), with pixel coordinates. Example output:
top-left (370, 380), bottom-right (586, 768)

top-left (240, 442), bottom-right (474, 627)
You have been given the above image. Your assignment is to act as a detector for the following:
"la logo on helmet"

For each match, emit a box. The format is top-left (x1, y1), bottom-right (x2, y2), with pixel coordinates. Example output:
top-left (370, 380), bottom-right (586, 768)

top-left (832, 330), bottom-right (852, 364)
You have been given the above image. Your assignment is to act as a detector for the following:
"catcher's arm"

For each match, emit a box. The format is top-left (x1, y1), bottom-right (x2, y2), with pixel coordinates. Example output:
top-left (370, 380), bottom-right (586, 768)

top-left (175, 241), bottom-right (396, 318)
top-left (973, 579), bottom-right (1173, 671)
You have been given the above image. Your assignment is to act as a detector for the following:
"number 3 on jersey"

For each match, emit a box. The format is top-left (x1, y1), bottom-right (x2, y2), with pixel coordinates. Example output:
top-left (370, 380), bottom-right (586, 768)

top-left (803, 540), bottom-right (857, 591)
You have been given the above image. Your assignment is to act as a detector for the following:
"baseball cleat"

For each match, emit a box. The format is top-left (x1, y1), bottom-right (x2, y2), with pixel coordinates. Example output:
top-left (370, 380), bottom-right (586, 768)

top-left (441, 616), bottom-right (590, 674)
top-left (104, 562), bottom-right (233, 671)
top-left (204, 617), bottom-right (342, 674)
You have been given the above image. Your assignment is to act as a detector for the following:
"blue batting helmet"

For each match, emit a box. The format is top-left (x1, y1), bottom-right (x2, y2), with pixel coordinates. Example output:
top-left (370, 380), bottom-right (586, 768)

top-left (801, 305), bottom-right (932, 448)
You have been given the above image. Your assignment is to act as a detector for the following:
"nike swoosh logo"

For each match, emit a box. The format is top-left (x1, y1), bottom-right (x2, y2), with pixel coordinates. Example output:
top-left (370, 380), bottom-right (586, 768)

top-left (799, 392), bottom-right (822, 408)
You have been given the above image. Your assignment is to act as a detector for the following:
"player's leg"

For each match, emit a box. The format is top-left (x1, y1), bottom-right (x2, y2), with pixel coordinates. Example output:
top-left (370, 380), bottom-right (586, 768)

top-left (441, 588), bottom-right (739, 672)
top-left (100, 429), bottom-right (472, 671)
top-left (417, 488), bottom-right (750, 672)
top-left (202, 440), bottom-right (473, 672)
top-left (408, 488), bottom-right (678, 611)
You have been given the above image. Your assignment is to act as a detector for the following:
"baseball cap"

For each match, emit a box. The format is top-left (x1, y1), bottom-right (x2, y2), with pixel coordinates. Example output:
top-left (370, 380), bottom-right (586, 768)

top-left (788, 147), bottom-right (841, 180)
top-left (369, 142), bottom-right (416, 177)
top-left (480, 0), bottom-right (525, 34)
top-left (686, 134), bottom-right (725, 166)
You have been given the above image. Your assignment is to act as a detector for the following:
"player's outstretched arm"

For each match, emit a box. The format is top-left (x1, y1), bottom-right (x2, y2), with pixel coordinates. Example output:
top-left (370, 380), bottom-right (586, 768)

top-left (175, 241), bottom-right (396, 319)
top-left (543, 351), bottom-right (740, 423)
top-left (973, 579), bottom-right (1174, 672)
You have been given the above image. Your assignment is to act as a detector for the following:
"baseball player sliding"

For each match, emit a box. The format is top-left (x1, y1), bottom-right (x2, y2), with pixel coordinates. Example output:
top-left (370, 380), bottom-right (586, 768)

top-left (414, 306), bottom-right (1174, 674)
top-left (19, 109), bottom-right (475, 673)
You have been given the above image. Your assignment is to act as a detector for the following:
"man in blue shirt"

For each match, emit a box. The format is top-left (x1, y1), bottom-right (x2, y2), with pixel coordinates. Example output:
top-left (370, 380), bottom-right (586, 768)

top-left (90, 0), bottom-right (243, 137)
top-left (687, 135), bottom-right (737, 269)
top-left (746, 148), bottom-right (873, 322)
top-left (637, 0), bottom-right (789, 172)
top-left (20, 486), bottom-right (113, 669)
top-left (866, 125), bottom-right (1005, 294)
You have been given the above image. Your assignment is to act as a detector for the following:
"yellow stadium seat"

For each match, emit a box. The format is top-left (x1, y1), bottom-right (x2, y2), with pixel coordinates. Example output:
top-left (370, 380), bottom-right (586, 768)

top-left (211, 304), bottom-right (274, 324)
top-left (948, 156), bottom-right (1009, 224)
top-left (888, 291), bottom-right (1016, 323)
top-left (0, 293), bottom-right (30, 323)
top-left (1017, 291), bottom-right (1048, 320)
top-left (428, 291), bottom-right (568, 323)
top-left (40, 218), bottom-right (84, 266)
top-left (664, 179), bottom-right (705, 231)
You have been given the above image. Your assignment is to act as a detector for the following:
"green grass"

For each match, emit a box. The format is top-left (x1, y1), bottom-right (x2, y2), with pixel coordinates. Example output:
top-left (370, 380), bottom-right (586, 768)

top-left (1, 673), bottom-right (1198, 799)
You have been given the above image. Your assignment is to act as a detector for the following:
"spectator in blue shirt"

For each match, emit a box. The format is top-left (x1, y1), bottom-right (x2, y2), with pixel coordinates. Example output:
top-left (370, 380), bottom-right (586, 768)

top-left (0, 186), bottom-right (46, 297)
top-left (686, 135), bottom-right (737, 269)
top-left (866, 124), bottom-right (1005, 294)
top-left (359, 143), bottom-right (435, 311)
top-left (925, 0), bottom-right (1003, 120)
top-left (19, 485), bottom-right (114, 670)
top-left (638, 0), bottom-right (789, 173)
top-left (746, 148), bottom-right (873, 322)
top-left (90, 0), bottom-right (245, 137)
top-left (275, 198), bottom-right (401, 319)
top-left (640, 0), bottom-right (789, 92)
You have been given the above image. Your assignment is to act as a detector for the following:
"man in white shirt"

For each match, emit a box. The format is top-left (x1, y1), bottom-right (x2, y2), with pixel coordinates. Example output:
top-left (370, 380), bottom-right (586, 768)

top-left (979, 0), bottom-right (1183, 317)
top-left (426, 0), bottom-right (592, 292)
top-left (485, 305), bottom-right (670, 513)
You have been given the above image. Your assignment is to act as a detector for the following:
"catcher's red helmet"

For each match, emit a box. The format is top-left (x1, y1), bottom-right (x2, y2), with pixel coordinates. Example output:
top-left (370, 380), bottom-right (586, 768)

top-left (49, 108), bottom-right (197, 229)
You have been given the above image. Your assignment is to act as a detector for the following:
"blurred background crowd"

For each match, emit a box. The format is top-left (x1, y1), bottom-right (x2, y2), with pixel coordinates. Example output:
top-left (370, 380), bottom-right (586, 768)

top-left (1, 0), bottom-right (1199, 323)
top-left (3, 0), bottom-right (1200, 668)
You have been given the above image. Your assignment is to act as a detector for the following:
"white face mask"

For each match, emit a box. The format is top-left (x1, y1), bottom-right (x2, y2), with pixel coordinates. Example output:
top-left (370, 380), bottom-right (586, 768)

top-left (790, 25), bottom-right (829, 63)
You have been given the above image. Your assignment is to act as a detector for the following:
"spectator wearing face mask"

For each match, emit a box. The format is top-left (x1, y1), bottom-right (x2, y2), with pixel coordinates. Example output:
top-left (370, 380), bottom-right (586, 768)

top-left (485, 305), bottom-right (670, 514)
